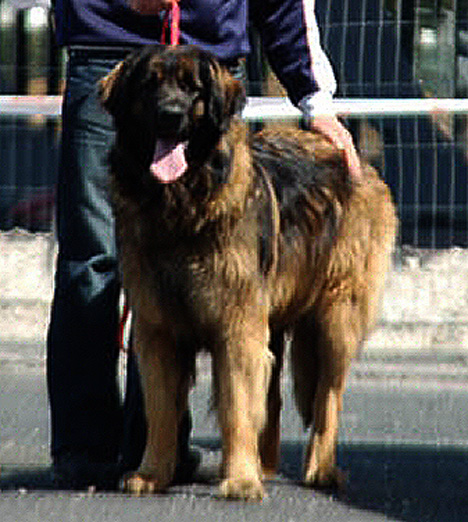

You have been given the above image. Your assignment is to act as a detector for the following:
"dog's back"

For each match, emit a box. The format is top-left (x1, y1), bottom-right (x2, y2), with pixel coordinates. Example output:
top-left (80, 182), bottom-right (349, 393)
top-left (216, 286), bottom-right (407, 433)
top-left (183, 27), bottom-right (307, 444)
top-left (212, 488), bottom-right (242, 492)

top-left (251, 128), bottom-right (397, 330)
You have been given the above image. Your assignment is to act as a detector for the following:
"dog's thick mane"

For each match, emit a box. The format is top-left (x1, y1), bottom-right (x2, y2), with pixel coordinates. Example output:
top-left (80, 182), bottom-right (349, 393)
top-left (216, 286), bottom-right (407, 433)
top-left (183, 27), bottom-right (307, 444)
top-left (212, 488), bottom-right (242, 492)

top-left (110, 116), bottom-right (253, 244)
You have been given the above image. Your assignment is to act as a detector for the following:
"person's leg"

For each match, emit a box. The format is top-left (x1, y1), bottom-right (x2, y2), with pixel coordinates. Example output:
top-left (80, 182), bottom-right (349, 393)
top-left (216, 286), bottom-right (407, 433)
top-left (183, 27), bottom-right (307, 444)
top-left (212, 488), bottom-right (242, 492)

top-left (48, 51), bottom-right (198, 489)
top-left (47, 53), bottom-right (132, 488)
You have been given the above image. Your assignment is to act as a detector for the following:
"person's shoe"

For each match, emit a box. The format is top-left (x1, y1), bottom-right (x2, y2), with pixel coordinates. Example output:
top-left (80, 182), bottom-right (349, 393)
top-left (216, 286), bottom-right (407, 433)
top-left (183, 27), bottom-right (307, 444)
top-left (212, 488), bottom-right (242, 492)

top-left (54, 447), bottom-right (201, 491)
top-left (53, 413), bottom-right (200, 490)
top-left (52, 451), bottom-right (122, 491)
top-left (173, 446), bottom-right (201, 485)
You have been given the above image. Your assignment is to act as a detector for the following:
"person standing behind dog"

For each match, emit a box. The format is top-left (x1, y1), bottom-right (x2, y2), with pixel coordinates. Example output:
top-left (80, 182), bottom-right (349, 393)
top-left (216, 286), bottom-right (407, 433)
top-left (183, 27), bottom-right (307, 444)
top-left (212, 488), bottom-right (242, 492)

top-left (48, 0), bottom-right (361, 490)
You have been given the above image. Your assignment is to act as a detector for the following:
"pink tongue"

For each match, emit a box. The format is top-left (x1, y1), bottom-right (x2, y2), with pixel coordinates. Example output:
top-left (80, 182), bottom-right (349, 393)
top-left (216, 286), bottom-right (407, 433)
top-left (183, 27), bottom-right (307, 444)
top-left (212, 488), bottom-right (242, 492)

top-left (150, 140), bottom-right (188, 183)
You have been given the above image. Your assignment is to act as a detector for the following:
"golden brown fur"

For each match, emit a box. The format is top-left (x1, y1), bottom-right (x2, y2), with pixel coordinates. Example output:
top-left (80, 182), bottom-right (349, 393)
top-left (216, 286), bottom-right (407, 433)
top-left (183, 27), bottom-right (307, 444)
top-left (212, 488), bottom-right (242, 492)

top-left (100, 45), bottom-right (398, 500)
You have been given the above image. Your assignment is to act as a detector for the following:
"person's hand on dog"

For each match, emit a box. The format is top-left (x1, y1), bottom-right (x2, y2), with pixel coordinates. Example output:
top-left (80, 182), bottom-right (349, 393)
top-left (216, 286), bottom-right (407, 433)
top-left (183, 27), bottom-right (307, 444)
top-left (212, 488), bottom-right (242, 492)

top-left (129, 0), bottom-right (178, 15)
top-left (310, 115), bottom-right (362, 183)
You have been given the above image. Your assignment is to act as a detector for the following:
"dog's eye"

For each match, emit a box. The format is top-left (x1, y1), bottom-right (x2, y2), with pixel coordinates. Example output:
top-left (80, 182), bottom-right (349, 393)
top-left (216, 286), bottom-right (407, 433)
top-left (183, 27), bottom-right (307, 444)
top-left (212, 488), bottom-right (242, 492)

top-left (176, 69), bottom-right (202, 93)
top-left (141, 69), bottom-right (162, 91)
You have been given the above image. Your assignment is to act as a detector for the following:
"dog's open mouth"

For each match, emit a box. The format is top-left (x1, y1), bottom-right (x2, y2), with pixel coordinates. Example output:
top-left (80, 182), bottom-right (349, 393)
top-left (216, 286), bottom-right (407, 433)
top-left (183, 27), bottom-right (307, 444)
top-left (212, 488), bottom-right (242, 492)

top-left (150, 139), bottom-right (188, 184)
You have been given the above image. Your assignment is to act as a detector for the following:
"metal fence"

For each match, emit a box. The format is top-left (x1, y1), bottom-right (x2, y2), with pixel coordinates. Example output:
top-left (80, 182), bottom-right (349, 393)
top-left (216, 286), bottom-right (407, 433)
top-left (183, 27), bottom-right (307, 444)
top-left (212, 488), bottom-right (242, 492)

top-left (1, 0), bottom-right (468, 247)
top-left (316, 0), bottom-right (468, 248)
top-left (0, 1), bottom-right (60, 231)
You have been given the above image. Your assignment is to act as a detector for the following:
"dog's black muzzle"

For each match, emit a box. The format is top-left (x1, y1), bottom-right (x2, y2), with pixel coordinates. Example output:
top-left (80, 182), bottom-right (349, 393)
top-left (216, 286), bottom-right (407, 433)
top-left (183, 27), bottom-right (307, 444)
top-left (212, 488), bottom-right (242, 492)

top-left (155, 103), bottom-right (191, 139)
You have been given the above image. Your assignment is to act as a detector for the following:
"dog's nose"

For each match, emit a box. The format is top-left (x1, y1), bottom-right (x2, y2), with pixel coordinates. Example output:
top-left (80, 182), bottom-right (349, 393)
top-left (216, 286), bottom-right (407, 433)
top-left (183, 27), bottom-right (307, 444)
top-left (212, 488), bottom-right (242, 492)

top-left (158, 106), bottom-right (185, 131)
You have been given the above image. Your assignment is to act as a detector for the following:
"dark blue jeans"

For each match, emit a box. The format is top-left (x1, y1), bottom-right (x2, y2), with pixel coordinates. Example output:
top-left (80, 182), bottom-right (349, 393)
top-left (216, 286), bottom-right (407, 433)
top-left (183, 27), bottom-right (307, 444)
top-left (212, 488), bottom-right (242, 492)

top-left (47, 51), bottom-right (145, 469)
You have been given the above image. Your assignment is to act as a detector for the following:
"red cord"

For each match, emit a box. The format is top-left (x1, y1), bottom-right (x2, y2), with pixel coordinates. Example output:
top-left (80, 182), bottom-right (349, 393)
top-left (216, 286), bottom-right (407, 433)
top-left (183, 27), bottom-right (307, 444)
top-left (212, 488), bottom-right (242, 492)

top-left (119, 301), bottom-right (130, 352)
top-left (161, 3), bottom-right (180, 46)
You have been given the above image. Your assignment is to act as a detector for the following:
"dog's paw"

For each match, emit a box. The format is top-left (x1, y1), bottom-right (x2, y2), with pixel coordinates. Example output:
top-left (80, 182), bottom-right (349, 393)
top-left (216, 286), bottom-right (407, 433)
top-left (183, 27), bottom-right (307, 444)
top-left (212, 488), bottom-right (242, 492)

top-left (219, 477), bottom-right (264, 501)
top-left (261, 466), bottom-right (278, 480)
top-left (122, 472), bottom-right (168, 496)
top-left (303, 467), bottom-right (347, 492)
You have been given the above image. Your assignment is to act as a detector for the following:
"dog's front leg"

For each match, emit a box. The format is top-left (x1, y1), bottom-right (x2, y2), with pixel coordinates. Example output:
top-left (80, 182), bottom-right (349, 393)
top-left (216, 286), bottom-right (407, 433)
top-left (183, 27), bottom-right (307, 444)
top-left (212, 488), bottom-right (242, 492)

top-left (214, 319), bottom-right (273, 501)
top-left (124, 316), bottom-right (186, 495)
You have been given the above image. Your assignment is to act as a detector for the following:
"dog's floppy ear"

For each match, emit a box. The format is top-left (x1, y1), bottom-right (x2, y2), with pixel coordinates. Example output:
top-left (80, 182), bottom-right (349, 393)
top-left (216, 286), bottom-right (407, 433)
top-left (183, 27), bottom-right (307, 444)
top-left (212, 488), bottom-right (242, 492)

top-left (99, 47), bottom-right (155, 119)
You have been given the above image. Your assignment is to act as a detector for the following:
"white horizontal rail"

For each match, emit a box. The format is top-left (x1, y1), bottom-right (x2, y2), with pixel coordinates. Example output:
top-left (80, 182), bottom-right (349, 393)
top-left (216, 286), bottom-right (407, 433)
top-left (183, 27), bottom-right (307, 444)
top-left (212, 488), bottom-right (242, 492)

top-left (1, 95), bottom-right (468, 119)
top-left (0, 96), bottom-right (62, 117)
top-left (245, 97), bottom-right (468, 119)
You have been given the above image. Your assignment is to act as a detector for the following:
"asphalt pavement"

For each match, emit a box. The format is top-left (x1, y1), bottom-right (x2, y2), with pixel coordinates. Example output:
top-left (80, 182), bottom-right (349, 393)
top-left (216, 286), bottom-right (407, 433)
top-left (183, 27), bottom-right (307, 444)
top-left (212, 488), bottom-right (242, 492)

top-left (2, 341), bottom-right (468, 521)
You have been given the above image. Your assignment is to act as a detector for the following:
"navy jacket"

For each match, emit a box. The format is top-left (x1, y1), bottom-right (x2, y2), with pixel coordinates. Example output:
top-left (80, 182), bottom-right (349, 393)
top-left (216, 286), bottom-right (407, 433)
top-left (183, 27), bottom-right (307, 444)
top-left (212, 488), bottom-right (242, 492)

top-left (53, 0), bottom-right (336, 108)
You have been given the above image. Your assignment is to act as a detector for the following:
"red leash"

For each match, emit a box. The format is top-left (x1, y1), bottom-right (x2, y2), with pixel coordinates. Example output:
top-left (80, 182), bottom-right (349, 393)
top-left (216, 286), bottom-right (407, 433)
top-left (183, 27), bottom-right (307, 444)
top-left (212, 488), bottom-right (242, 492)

top-left (161, 3), bottom-right (180, 46)
top-left (119, 3), bottom-right (180, 353)
top-left (119, 299), bottom-right (131, 352)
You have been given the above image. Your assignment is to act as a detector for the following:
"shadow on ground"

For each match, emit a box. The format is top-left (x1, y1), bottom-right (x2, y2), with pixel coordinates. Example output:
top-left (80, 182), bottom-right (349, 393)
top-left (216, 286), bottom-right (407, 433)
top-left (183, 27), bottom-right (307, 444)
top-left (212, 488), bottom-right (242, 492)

top-left (0, 467), bottom-right (55, 490)
top-left (281, 441), bottom-right (468, 522)
top-left (2, 440), bottom-right (468, 521)
top-left (196, 438), bottom-right (468, 521)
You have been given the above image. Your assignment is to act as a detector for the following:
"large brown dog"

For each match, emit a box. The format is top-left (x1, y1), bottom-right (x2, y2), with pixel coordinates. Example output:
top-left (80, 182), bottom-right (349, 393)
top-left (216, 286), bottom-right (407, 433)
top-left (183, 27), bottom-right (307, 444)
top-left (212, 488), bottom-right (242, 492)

top-left (100, 45), bottom-right (397, 500)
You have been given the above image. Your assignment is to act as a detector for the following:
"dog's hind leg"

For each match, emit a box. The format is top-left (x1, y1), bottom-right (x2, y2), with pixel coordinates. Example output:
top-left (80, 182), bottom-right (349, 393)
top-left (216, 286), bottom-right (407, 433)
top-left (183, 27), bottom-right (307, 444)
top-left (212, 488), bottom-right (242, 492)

top-left (123, 316), bottom-right (190, 495)
top-left (291, 298), bottom-right (361, 492)
top-left (214, 316), bottom-right (273, 501)
top-left (259, 328), bottom-right (285, 478)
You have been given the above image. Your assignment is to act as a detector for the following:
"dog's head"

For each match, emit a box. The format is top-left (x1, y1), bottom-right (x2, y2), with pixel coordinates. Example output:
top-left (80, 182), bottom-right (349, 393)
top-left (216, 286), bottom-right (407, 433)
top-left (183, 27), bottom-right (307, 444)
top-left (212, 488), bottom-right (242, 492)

top-left (100, 45), bottom-right (246, 183)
